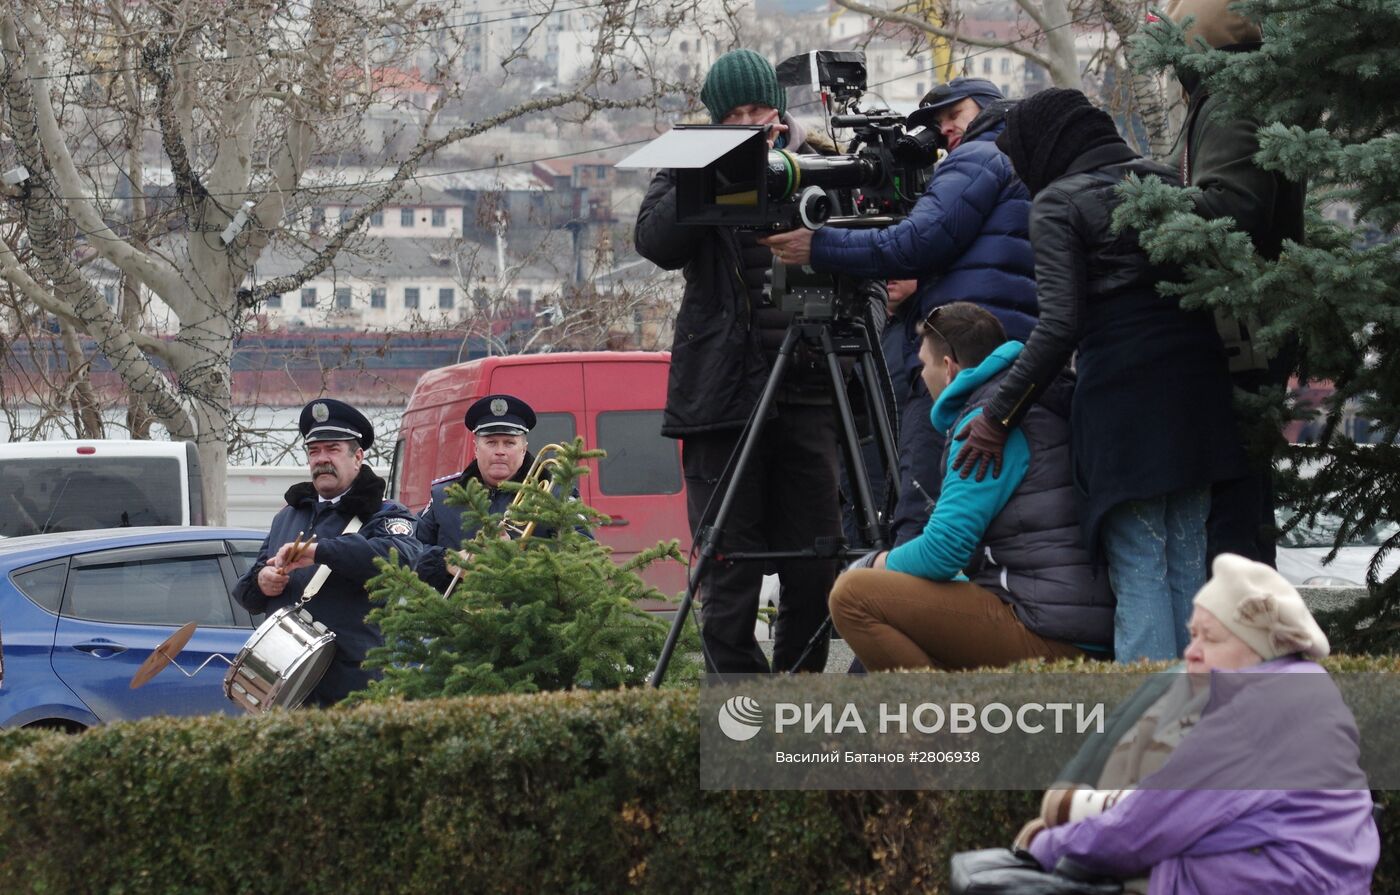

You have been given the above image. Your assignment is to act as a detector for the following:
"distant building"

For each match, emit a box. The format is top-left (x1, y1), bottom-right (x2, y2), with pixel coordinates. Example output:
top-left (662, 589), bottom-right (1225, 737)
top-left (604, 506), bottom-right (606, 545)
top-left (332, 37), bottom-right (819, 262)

top-left (250, 236), bottom-right (566, 332)
top-left (295, 184), bottom-right (469, 239)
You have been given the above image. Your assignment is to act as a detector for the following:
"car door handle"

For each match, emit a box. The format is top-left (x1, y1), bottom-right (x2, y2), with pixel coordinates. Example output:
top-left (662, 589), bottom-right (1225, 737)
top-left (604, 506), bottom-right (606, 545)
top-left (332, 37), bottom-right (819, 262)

top-left (73, 640), bottom-right (129, 658)
top-left (604, 516), bottom-right (630, 527)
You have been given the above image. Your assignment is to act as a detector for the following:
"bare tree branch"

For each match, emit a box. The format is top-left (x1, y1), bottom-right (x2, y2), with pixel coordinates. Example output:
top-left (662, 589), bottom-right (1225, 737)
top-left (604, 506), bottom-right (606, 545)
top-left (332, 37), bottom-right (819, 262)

top-left (7, 8), bottom-right (187, 303)
top-left (0, 11), bottom-right (196, 439)
top-left (831, 0), bottom-right (1052, 69)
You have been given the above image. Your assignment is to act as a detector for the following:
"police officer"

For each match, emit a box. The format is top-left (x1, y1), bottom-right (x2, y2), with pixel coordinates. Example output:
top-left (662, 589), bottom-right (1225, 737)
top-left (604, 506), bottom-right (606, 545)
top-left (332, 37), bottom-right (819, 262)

top-left (232, 398), bottom-right (423, 707)
top-left (415, 393), bottom-right (582, 590)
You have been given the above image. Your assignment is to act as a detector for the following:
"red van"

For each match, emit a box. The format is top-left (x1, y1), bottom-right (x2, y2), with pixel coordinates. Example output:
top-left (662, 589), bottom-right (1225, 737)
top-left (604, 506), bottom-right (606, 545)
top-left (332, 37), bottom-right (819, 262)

top-left (390, 351), bottom-right (690, 595)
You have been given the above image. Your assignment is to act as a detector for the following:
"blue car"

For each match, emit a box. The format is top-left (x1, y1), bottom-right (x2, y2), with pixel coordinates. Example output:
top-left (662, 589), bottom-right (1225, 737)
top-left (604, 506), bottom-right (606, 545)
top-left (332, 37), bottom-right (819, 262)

top-left (0, 526), bottom-right (268, 730)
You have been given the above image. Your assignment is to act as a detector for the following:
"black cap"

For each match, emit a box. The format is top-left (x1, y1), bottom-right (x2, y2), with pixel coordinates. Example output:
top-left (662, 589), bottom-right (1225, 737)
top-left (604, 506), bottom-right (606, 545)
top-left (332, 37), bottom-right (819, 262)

top-left (465, 394), bottom-right (536, 437)
top-left (905, 78), bottom-right (1005, 131)
top-left (299, 398), bottom-right (373, 449)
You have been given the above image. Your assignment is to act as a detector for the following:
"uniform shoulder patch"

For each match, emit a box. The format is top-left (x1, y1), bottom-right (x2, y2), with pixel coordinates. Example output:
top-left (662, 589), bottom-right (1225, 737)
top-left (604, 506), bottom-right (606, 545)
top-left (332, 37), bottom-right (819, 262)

top-left (385, 518), bottom-right (415, 536)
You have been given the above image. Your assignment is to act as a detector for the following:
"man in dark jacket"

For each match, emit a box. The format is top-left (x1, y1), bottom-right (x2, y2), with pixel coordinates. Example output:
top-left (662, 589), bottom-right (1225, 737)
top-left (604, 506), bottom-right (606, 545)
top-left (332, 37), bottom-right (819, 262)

top-left (1164, 0), bottom-right (1306, 567)
top-left (634, 48), bottom-right (841, 674)
top-left (232, 399), bottom-right (423, 706)
top-left (830, 303), bottom-right (1113, 670)
top-left (760, 78), bottom-right (1036, 545)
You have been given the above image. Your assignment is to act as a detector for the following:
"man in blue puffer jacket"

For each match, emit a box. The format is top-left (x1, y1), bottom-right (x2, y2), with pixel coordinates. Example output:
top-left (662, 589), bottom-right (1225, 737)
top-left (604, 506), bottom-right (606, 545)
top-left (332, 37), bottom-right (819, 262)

top-left (760, 79), bottom-right (1035, 546)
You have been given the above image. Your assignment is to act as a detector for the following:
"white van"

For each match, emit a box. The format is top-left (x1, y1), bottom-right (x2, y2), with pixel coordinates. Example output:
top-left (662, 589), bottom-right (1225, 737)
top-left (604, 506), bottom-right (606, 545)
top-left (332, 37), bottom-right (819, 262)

top-left (0, 440), bottom-right (204, 537)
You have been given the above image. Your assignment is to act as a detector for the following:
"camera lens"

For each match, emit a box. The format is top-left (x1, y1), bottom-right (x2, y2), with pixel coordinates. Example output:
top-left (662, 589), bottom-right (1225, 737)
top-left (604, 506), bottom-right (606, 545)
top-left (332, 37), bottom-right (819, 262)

top-left (797, 187), bottom-right (831, 230)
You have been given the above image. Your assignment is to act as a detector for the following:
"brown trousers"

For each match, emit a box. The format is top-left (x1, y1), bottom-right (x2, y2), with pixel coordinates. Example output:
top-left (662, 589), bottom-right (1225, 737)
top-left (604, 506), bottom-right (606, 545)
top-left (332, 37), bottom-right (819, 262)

top-left (829, 569), bottom-right (1083, 671)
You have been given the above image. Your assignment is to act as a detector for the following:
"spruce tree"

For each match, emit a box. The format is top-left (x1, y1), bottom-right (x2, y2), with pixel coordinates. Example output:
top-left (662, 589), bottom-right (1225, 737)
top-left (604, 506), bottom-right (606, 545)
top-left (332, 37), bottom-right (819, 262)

top-left (1116, 1), bottom-right (1400, 649)
top-left (358, 439), bottom-right (697, 698)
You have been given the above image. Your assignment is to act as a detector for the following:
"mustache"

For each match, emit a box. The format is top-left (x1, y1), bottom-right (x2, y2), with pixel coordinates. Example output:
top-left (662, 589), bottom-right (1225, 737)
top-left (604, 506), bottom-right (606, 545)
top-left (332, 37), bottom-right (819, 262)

top-left (312, 463), bottom-right (338, 476)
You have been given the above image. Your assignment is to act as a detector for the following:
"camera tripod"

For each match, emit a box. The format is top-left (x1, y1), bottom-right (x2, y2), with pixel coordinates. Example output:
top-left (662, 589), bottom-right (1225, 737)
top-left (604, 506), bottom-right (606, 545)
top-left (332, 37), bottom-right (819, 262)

top-left (650, 284), bottom-right (901, 685)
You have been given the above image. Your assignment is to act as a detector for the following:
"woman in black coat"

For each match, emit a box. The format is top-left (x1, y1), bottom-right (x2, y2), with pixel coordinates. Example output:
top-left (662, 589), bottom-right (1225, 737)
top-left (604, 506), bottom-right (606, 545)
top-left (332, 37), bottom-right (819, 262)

top-left (952, 88), bottom-right (1246, 662)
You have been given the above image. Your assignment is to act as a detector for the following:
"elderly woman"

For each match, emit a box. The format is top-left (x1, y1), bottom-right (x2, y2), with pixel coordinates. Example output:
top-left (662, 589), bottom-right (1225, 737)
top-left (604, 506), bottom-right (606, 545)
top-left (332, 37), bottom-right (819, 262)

top-left (1014, 554), bottom-right (1379, 895)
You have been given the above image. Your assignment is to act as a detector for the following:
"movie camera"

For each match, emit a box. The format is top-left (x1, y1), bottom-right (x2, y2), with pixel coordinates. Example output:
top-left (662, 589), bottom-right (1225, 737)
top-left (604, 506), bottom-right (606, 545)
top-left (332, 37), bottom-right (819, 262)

top-left (617, 50), bottom-right (943, 233)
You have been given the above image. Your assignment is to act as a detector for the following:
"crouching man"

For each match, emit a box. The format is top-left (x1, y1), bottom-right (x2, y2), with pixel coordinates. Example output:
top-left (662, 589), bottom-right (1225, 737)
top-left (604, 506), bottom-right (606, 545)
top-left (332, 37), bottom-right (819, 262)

top-left (830, 303), bottom-right (1113, 670)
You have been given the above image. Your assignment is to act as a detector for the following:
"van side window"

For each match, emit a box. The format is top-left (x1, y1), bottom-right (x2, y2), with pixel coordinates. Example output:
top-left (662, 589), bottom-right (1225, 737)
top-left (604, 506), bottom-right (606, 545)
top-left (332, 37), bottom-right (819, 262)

top-left (596, 411), bottom-right (682, 496)
top-left (530, 413), bottom-right (577, 453)
top-left (10, 561), bottom-right (68, 613)
top-left (64, 554), bottom-right (236, 627)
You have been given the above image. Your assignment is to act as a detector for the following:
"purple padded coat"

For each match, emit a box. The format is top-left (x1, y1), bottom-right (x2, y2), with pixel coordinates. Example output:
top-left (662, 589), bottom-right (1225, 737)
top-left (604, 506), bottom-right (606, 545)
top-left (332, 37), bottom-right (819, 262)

top-left (1029, 658), bottom-right (1379, 895)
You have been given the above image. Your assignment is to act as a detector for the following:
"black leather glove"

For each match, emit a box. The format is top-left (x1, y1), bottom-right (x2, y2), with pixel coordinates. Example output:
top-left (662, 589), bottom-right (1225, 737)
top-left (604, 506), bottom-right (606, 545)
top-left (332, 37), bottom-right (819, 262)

top-left (952, 413), bottom-right (1010, 482)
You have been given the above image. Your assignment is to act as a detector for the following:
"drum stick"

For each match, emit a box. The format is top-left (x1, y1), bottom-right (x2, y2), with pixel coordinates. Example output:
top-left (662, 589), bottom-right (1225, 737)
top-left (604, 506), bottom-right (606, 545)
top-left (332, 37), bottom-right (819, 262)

top-left (291, 533), bottom-right (318, 561)
top-left (277, 532), bottom-right (317, 575)
top-left (277, 533), bottom-right (304, 576)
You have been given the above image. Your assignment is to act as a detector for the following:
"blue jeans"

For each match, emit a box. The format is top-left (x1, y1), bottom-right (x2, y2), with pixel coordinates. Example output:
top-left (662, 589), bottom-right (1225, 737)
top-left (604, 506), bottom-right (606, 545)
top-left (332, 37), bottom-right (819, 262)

top-left (1101, 487), bottom-right (1210, 662)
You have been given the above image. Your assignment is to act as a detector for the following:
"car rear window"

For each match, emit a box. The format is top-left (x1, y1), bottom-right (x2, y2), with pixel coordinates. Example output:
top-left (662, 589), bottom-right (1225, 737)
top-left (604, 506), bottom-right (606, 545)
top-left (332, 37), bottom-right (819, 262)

top-left (10, 561), bottom-right (68, 613)
top-left (0, 457), bottom-right (182, 536)
top-left (596, 410), bottom-right (681, 496)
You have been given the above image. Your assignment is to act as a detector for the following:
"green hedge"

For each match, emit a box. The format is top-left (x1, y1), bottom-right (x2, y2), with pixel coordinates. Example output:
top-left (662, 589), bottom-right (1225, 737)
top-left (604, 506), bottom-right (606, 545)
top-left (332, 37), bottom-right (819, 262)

top-left (0, 691), bottom-right (858, 895)
top-left (0, 662), bottom-right (1395, 894)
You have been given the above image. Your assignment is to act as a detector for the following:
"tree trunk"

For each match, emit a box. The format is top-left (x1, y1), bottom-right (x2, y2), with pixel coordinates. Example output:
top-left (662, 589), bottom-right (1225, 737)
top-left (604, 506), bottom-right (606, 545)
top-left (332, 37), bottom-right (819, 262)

top-left (119, 274), bottom-right (154, 438)
top-left (1030, 0), bottom-right (1083, 89)
top-left (59, 321), bottom-right (103, 438)
top-left (195, 408), bottom-right (229, 526)
top-left (1099, 0), bottom-right (1174, 157)
top-left (171, 241), bottom-right (238, 524)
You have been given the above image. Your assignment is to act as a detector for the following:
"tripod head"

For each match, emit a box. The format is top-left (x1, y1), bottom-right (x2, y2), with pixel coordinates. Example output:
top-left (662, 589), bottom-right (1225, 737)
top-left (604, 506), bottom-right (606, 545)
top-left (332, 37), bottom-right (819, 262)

top-left (771, 261), bottom-right (887, 322)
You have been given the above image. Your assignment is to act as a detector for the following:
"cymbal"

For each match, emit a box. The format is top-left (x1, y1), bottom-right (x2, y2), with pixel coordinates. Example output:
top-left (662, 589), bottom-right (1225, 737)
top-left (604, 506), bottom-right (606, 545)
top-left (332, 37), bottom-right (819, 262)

top-left (129, 621), bottom-right (198, 690)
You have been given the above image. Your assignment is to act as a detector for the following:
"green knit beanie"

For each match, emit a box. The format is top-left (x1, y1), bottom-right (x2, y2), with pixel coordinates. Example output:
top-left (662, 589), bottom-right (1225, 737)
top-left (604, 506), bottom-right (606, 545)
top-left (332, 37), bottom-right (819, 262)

top-left (701, 49), bottom-right (786, 123)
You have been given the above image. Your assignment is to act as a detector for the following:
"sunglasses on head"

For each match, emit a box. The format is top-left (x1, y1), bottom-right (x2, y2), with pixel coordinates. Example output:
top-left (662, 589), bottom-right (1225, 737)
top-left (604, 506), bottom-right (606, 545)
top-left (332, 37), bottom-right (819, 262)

top-left (920, 305), bottom-right (957, 364)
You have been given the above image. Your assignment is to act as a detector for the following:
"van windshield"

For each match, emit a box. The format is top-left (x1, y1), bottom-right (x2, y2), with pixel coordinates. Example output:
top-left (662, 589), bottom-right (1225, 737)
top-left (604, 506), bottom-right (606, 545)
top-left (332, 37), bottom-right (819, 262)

top-left (0, 457), bottom-right (182, 536)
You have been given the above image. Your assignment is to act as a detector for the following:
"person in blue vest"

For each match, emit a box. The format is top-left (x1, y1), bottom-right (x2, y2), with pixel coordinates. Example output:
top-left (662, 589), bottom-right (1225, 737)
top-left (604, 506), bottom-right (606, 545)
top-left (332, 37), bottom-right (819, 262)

top-left (414, 393), bottom-right (583, 590)
top-left (232, 398), bottom-right (423, 706)
top-left (829, 303), bottom-right (1113, 670)
top-left (760, 78), bottom-right (1036, 547)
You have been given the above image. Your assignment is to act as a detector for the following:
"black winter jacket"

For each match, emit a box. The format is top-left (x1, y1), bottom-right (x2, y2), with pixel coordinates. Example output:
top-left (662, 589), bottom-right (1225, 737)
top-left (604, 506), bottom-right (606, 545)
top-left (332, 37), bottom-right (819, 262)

top-left (1168, 61), bottom-right (1306, 376)
top-left (981, 144), bottom-right (1246, 549)
top-left (634, 117), bottom-right (833, 438)
top-left (1169, 64), bottom-right (1305, 262)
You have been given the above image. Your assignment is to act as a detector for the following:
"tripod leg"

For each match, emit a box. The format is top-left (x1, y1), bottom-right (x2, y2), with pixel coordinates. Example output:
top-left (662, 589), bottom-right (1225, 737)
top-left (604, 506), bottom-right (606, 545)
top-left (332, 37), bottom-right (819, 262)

top-left (820, 327), bottom-right (884, 551)
top-left (858, 344), bottom-right (902, 509)
top-left (651, 324), bottom-right (803, 687)
top-left (782, 326), bottom-right (888, 675)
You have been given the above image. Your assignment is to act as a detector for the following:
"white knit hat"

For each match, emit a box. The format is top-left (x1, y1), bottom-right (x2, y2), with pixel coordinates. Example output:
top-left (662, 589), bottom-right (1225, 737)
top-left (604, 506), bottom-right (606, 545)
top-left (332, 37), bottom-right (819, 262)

top-left (1193, 553), bottom-right (1330, 660)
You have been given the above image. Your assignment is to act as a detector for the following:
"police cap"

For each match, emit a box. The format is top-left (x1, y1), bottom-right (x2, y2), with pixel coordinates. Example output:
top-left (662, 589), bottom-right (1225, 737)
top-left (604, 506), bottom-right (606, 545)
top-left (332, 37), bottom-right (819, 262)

top-left (465, 394), bottom-right (536, 437)
top-left (300, 398), bottom-right (374, 449)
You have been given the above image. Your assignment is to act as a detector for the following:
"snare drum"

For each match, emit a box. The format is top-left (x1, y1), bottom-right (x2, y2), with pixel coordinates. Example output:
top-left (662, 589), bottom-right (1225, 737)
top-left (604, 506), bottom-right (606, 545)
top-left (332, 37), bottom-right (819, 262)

top-left (223, 606), bottom-right (336, 713)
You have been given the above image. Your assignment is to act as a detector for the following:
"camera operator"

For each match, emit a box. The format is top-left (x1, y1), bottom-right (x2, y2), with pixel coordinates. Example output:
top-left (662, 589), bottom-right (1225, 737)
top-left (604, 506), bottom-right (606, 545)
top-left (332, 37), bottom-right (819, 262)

top-left (761, 79), bottom-right (1036, 547)
top-left (634, 49), bottom-right (844, 674)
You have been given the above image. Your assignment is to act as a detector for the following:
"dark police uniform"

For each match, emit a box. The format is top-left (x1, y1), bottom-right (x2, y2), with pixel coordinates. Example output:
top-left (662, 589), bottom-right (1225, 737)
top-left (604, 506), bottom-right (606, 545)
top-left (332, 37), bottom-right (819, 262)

top-left (414, 394), bottom-right (586, 590)
top-left (231, 399), bottom-right (422, 707)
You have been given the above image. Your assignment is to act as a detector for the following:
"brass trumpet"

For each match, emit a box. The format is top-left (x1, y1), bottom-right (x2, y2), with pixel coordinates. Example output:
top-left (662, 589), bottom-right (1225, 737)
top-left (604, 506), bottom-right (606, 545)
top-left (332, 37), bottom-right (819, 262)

top-left (502, 443), bottom-right (571, 541)
top-left (442, 444), bottom-right (573, 601)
